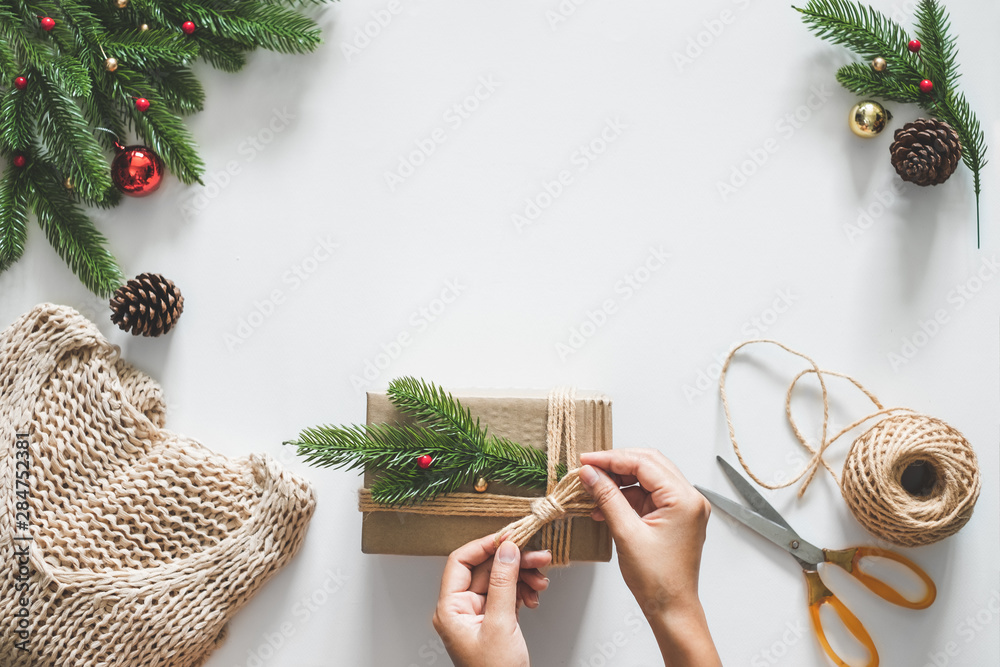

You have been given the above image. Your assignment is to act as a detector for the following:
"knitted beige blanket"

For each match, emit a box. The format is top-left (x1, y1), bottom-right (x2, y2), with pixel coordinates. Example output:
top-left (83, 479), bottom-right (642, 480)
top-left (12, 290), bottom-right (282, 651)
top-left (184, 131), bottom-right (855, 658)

top-left (0, 304), bottom-right (315, 666)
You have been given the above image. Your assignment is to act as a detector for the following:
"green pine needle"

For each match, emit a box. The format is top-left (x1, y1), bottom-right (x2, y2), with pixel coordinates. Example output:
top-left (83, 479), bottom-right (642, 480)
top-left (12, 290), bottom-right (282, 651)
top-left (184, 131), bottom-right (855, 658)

top-left (288, 377), bottom-right (561, 506)
top-left (794, 0), bottom-right (987, 246)
top-left (0, 0), bottom-right (332, 295)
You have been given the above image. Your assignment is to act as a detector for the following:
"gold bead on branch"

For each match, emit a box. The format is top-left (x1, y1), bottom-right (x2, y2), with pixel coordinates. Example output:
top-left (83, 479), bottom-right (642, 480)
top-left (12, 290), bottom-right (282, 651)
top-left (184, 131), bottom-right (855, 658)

top-left (115, 0), bottom-right (129, 8)
top-left (105, 57), bottom-right (118, 72)
top-left (64, 177), bottom-right (74, 190)
top-left (871, 57), bottom-right (887, 72)
top-left (140, 23), bottom-right (149, 31)
top-left (849, 100), bottom-right (890, 138)
top-left (474, 477), bottom-right (488, 493)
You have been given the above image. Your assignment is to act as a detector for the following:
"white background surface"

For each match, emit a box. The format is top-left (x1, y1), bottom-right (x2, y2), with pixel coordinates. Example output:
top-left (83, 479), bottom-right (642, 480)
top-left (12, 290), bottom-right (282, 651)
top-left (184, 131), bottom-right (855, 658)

top-left (2, 1), bottom-right (998, 665)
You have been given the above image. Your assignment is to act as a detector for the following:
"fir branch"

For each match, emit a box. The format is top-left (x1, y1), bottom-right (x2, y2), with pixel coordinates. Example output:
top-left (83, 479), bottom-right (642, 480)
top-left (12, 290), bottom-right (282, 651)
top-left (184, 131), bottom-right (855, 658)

top-left (33, 69), bottom-right (112, 200)
top-left (914, 0), bottom-right (958, 93)
top-left (793, 0), bottom-right (921, 80)
top-left (795, 0), bottom-right (988, 246)
top-left (835, 62), bottom-right (920, 103)
top-left (46, 54), bottom-right (91, 98)
top-left (103, 29), bottom-right (199, 69)
top-left (0, 164), bottom-right (30, 271)
top-left (147, 66), bottom-right (204, 115)
top-left (0, 85), bottom-right (34, 153)
top-left (388, 376), bottom-right (489, 448)
top-left (288, 422), bottom-right (551, 506)
top-left (25, 158), bottom-right (124, 296)
top-left (289, 378), bottom-right (561, 506)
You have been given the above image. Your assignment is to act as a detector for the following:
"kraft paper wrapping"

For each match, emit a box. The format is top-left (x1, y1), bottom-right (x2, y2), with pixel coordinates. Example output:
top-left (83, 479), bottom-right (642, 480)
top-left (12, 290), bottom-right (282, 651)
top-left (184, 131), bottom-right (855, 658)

top-left (361, 390), bottom-right (613, 561)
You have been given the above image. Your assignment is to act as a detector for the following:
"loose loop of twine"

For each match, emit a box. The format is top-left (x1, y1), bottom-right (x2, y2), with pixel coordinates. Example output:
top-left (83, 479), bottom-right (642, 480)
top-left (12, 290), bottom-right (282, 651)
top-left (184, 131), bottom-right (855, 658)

top-left (358, 388), bottom-right (596, 564)
top-left (720, 339), bottom-right (981, 547)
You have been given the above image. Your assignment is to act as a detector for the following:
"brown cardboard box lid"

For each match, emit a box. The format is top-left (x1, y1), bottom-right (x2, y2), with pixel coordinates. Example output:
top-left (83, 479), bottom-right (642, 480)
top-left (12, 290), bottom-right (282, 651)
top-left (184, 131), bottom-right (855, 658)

top-left (361, 389), bottom-right (613, 561)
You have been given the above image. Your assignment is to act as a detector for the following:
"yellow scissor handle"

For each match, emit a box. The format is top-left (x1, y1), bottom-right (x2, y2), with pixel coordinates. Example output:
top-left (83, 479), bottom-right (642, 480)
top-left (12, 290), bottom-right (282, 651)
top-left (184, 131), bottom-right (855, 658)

top-left (805, 570), bottom-right (879, 667)
top-left (825, 547), bottom-right (937, 610)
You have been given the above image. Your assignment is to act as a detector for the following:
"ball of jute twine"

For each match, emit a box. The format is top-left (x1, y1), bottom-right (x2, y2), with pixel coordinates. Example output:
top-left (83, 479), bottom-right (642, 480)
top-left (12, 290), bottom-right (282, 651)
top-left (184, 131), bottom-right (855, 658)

top-left (720, 340), bottom-right (981, 548)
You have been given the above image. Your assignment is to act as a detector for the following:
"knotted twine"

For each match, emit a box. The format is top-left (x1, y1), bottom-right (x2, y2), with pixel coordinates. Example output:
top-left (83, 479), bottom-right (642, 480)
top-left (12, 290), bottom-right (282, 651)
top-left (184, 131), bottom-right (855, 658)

top-left (720, 340), bottom-right (981, 548)
top-left (357, 387), bottom-right (596, 565)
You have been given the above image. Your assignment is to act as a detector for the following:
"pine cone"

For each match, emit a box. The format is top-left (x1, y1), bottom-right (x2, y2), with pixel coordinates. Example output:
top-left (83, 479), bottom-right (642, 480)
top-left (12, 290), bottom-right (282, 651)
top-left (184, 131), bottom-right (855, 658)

top-left (890, 118), bottom-right (962, 186)
top-left (110, 273), bottom-right (184, 337)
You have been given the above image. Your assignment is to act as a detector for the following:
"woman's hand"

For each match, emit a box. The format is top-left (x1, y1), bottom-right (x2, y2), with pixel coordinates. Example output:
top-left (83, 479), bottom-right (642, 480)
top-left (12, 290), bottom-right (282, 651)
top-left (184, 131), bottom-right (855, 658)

top-left (433, 535), bottom-right (552, 667)
top-left (579, 449), bottom-right (722, 667)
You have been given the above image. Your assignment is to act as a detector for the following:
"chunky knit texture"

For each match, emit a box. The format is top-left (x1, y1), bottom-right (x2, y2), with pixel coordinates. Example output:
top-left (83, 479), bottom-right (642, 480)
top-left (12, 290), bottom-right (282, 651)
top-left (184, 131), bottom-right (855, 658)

top-left (0, 304), bottom-right (315, 667)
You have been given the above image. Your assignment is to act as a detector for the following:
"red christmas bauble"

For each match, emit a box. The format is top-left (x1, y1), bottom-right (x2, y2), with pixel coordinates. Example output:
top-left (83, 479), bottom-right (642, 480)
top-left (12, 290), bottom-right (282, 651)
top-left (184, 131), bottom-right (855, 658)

top-left (135, 97), bottom-right (150, 112)
top-left (181, 21), bottom-right (196, 34)
top-left (14, 76), bottom-right (27, 90)
top-left (12, 155), bottom-right (26, 168)
top-left (417, 455), bottom-right (433, 469)
top-left (40, 17), bottom-right (55, 31)
top-left (907, 39), bottom-right (921, 52)
top-left (111, 143), bottom-right (165, 196)
top-left (919, 79), bottom-right (934, 93)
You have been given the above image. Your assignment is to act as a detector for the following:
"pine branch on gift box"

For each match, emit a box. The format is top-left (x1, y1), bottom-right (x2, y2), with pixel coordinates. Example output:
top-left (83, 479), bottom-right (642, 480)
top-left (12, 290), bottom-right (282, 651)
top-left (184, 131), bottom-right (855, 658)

top-left (287, 378), bottom-right (565, 506)
top-left (0, 0), bottom-right (331, 297)
top-left (794, 0), bottom-right (988, 246)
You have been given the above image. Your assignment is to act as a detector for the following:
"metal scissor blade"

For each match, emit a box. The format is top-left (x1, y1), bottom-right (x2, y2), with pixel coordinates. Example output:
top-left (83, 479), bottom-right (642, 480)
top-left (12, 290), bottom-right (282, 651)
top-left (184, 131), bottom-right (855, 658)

top-left (695, 486), bottom-right (825, 567)
top-left (716, 456), bottom-right (798, 535)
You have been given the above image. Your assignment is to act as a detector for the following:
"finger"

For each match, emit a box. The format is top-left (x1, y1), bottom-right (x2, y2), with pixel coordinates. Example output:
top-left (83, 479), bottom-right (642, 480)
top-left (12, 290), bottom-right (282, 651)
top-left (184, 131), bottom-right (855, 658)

top-left (483, 540), bottom-right (521, 634)
top-left (591, 508), bottom-right (605, 522)
top-left (521, 583), bottom-right (539, 609)
top-left (469, 560), bottom-right (491, 595)
top-left (580, 449), bottom-right (680, 504)
top-left (519, 568), bottom-right (549, 592)
top-left (579, 465), bottom-right (643, 541)
top-left (520, 550), bottom-right (552, 570)
top-left (622, 485), bottom-right (651, 515)
top-left (440, 534), bottom-right (498, 598)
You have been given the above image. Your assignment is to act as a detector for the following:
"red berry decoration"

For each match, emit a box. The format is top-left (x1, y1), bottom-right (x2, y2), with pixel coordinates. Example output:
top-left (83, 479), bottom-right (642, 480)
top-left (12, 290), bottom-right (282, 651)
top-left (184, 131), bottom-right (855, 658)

top-left (40, 17), bottom-right (55, 31)
top-left (919, 79), bottom-right (934, 93)
top-left (12, 155), bottom-right (27, 168)
top-left (14, 76), bottom-right (27, 90)
top-left (135, 97), bottom-right (150, 112)
top-left (181, 21), bottom-right (196, 35)
top-left (417, 455), bottom-right (433, 469)
top-left (908, 39), bottom-right (921, 53)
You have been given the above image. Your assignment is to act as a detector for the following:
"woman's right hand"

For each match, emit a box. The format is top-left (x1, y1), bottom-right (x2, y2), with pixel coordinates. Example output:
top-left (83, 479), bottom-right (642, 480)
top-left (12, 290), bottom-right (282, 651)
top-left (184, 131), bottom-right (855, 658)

top-left (578, 449), bottom-right (721, 667)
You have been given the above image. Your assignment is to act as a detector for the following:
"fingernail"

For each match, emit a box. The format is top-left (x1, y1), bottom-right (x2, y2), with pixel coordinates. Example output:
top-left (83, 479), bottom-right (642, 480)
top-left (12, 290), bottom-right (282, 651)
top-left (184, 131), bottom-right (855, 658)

top-left (579, 465), bottom-right (598, 486)
top-left (498, 540), bottom-right (517, 564)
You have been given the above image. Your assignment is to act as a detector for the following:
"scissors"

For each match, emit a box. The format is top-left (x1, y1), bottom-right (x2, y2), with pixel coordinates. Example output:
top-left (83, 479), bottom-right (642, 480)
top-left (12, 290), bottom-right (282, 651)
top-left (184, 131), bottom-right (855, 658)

top-left (696, 456), bottom-right (936, 667)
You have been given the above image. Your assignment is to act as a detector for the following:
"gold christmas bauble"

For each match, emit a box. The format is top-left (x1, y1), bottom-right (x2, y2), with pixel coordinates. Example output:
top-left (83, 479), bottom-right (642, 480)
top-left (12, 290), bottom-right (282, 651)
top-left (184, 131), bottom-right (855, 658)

top-left (116, 0), bottom-right (129, 8)
top-left (849, 100), bottom-right (890, 138)
top-left (474, 477), bottom-right (488, 493)
top-left (871, 57), bottom-right (887, 72)
top-left (105, 57), bottom-right (118, 72)
top-left (140, 23), bottom-right (149, 31)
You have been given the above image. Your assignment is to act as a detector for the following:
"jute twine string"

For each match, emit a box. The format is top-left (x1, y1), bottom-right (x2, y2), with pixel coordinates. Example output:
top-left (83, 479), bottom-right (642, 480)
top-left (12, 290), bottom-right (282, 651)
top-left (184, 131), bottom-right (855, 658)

top-left (358, 387), bottom-right (596, 564)
top-left (720, 339), bottom-right (981, 548)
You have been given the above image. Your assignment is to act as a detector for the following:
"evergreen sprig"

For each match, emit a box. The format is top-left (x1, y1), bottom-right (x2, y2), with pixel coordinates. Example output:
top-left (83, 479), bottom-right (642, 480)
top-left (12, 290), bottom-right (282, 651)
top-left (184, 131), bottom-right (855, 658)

top-left (287, 378), bottom-right (562, 507)
top-left (0, 0), bottom-right (330, 297)
top-left (794, 0), bottom-right (988, 246)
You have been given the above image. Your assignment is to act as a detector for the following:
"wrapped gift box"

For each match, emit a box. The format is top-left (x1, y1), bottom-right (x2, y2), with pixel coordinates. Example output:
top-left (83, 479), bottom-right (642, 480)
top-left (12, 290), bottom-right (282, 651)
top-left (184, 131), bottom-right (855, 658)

top-left (360, 389), bottom-right (613, 562)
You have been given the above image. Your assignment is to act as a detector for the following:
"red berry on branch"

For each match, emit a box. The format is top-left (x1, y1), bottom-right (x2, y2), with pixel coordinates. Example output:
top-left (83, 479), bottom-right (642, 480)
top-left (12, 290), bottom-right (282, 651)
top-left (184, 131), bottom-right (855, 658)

top-left (135, 97), bottom-right (150, 112)
top-left (919, 79), bottom-right (934, 93)
top-left (181, 21), bottom-right (196, 35)
top-left (40, 17), bottom-right (55, 31)
top-left (417, 455), bottom-right (433, 469)
top-left (14, 76), bottom-right (27, 90)
top-left (907, 39), bottom-right (921, 52)
top-left (12, 155), bottom-right (27, 167)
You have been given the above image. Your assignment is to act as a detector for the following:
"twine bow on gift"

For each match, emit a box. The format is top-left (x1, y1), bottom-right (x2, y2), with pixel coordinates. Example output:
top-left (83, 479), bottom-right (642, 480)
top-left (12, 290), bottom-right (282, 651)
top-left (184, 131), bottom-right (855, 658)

top-left (494, 387), bottom-right (596, 564)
